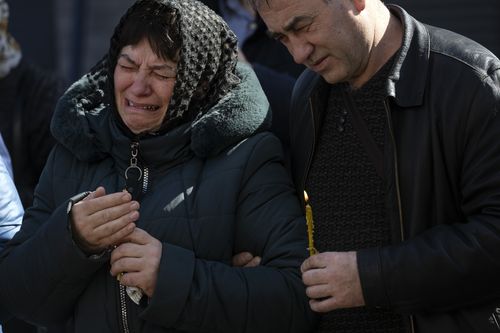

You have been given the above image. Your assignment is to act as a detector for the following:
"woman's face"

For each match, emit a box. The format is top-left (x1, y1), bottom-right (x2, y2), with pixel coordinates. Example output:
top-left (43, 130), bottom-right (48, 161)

top-left (114, 38), bottom-right (177, 134)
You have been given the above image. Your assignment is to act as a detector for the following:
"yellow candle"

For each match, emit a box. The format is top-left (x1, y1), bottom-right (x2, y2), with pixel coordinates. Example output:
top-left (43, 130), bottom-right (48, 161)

top-left (304, 191), bottom-right (317, 256)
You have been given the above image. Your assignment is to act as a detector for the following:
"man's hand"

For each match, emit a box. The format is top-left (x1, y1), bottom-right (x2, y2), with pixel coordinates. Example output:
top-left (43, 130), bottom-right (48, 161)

top-left (301, 251), bottom-right (365, 312)
top-left (70, 187), bottom-right (139, 253)
top-left (232, 252), bottom-right (261, 267)
top-left (110, 228), bottom-right (162, 297)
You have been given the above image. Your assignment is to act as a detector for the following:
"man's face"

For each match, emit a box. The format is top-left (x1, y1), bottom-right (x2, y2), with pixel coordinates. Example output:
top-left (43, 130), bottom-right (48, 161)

top-left (257, 0), bottom-right (371, 85)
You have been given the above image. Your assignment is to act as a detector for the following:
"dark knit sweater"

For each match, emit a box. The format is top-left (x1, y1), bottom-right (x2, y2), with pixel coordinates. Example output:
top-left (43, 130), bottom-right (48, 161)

top-left (305, 57), bottom-right (407, 333)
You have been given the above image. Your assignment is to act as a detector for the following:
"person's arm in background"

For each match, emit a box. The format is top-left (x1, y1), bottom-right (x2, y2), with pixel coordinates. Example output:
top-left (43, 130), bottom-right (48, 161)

top-left (0, 138), bottom-right (22, 252)
top-left (0, 138), bottom-right (23, 328)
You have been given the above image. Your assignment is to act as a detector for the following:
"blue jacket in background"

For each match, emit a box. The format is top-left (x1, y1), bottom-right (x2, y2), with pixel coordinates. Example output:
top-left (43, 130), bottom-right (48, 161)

top-left (0, 134), bottom-right (22, 328)
top-left (0, 136), bottom-right (22, 252)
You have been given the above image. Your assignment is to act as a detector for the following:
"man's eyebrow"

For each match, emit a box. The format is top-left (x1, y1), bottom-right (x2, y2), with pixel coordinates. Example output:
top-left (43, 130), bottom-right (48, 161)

top-left (283, 15), bottom-right (314, 32)
top-left (268, 15), bottom-right (314, 40)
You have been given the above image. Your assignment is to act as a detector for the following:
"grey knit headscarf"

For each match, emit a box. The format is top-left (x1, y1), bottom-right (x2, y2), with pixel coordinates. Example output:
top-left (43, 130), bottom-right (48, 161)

top-left (159, 0), bottom-right (240, 123)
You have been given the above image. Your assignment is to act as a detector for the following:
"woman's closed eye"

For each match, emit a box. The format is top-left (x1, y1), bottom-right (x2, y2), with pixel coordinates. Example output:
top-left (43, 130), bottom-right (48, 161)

top-left (153, 71), bottom-right (176, 80)
top-left (118, 63), bottom-right (137, 72)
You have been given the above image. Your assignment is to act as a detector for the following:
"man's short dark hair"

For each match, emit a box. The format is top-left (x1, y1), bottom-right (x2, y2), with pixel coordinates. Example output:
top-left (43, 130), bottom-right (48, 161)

top-left (246, 0), bottom-right (333, 11)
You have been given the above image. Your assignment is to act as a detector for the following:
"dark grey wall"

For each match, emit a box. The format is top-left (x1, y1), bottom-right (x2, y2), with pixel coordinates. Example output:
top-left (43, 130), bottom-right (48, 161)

top-left (8, 0), bottom-right (57, 70)
top-left (54, 0), bottom-right (135, 81)
top-left (8, 0), bottom-right (500, 81)
top-left (391, 0), bottom-right (500, 57)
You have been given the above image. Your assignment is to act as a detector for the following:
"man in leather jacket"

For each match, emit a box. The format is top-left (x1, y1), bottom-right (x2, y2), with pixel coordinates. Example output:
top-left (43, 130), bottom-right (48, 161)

top-left (241, 0), bottom-right (500, 331)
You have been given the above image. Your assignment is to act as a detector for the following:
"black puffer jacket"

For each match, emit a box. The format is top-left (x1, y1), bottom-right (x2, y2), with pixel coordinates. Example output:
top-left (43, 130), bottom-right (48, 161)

top-left (289, 5), bottom-right (500, 333)
top-left (0, 55), bottom-right (316, 332)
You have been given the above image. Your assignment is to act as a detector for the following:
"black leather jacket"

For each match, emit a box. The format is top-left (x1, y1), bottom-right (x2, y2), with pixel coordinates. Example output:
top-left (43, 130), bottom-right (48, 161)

top-left (290, 5), bottom-right (500, 333)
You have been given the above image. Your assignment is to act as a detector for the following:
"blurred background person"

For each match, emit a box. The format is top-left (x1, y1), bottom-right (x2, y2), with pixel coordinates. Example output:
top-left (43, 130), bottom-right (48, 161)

top-left (0, 1), bottom-right (65, 332)
top-left (0, 0), bottom-right (65, 209)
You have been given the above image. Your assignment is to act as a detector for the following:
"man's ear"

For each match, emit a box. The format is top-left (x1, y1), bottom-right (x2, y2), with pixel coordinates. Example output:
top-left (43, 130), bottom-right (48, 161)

top-left (352, 0), bottom-right (366, 12)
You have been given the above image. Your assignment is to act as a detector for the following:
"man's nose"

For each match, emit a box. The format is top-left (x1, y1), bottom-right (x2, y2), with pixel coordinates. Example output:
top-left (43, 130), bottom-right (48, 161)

top-left (288, 36), bottom-right (313, 65)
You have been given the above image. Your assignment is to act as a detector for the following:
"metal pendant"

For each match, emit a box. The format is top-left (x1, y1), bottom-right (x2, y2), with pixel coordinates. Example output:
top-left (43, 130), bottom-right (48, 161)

top-left (126, 286), bottom-right (144, 305)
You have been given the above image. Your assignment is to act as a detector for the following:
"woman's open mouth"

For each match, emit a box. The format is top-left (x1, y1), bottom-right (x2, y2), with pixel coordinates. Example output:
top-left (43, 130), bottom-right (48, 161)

top-left (127, 99), bottom-right (160, 111)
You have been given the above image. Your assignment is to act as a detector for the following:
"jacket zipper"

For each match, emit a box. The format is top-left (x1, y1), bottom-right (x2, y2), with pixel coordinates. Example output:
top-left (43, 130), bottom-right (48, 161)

top-left (125, 141), bottom-right (149, 196)
top-left (383, 101), bottom-right (405, 241)
top-left (119, 284), bottom-right (131, 333)
top-left (383, 100), bottom-right (415, 333)
top-left (301, 98), bottom-right (317, 200)
top-left (142, 166), bottom-right (149, 195)
top-left (119, 141), bottom-right (150, 333)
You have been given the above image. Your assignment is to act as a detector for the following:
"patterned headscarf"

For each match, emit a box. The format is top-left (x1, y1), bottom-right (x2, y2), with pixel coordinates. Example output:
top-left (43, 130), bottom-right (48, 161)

top-left (52, 0), bottom-right (270, 161)
top-left (106, 0), bottom-right (240, 129)
top-left (0, 0), bottom-right (21, 78)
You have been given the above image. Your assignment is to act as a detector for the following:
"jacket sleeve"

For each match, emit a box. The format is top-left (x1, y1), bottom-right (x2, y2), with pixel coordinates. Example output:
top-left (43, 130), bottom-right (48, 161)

top-left (358, 66), bottom-right (500, 313)
top-left (140, 133), bottom-right (318, 332)
top-left (0, 157), bottom-right (23, 252)
top-left (0, 146), bottom-right (106, 326)
top-left (0, 155), bottom-right (23, 323)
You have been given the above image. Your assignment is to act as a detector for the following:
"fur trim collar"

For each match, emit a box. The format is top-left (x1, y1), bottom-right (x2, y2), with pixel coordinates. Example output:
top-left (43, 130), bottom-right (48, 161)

top-left (51, 62), bottom-right (270, 161)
